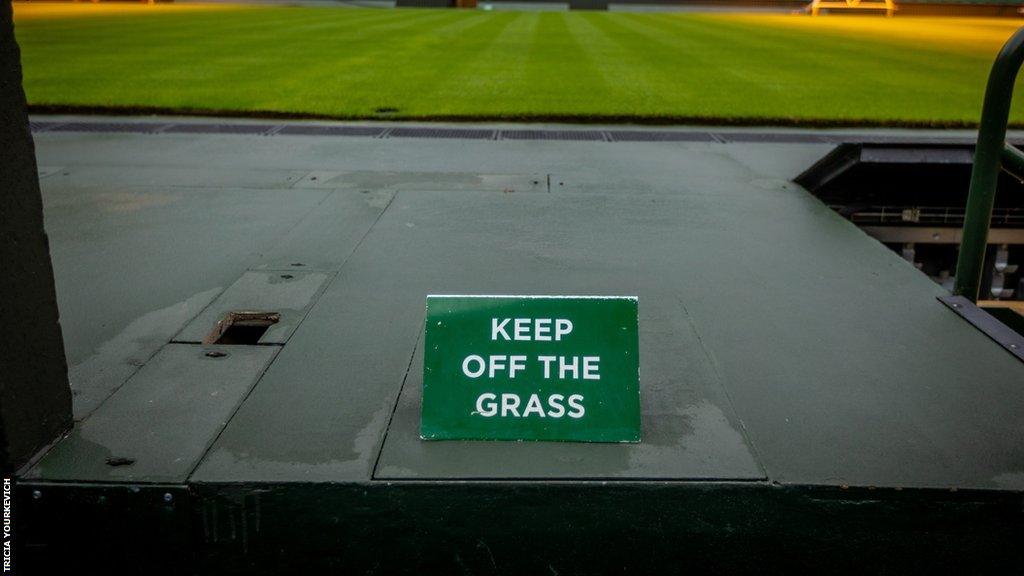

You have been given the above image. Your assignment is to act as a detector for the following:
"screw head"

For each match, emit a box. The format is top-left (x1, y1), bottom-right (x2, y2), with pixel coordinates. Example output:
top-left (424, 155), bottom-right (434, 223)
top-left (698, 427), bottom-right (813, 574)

top-left (163, 492), bottom-right (173, 503)
top-left (32, 490), bottom-right (41, 500)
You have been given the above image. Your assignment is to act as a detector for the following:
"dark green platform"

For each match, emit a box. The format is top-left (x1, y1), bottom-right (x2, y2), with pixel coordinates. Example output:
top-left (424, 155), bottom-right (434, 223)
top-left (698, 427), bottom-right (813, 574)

top-left (16, 119), bottom-right (1024, 574)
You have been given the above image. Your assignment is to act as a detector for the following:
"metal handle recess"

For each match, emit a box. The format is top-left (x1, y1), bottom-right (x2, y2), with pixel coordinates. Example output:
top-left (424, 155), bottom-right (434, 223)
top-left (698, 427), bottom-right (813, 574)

top-left (954, 27), bottom-right (1024, 301)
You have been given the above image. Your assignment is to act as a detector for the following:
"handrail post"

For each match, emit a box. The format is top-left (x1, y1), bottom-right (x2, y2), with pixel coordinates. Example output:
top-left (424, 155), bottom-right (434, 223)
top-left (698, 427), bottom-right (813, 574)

top-left (954, 27), bottom-right (1024, 301)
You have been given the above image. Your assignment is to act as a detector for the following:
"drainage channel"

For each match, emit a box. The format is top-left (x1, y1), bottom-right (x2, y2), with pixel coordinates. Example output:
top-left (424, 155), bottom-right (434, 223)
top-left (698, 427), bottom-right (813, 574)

top-left (28, 119), bottom-right (988, 145)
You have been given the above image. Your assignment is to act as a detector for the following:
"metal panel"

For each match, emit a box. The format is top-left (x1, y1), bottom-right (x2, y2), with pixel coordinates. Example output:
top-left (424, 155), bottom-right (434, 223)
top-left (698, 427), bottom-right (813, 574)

top-left (164, 123), bottom-right (278, 135)
top-left (713, 132), bottom-right (826, 144)
top-left (388, 127), bottom-right (496, 140)
top-left (33, 124), bottom-right (1024, 493)
top-left (859, 146), bottom-right (973, 164)
top-left (192, 148), bottom-right (1024, 489)
top-left (192, 188), bottom-right (768, 483)
top-left (608, 130), bottom-right (716, 142)
top-left (16, 483), bottom-right (194, 574)
top-left (59, 121), bottom-right (169, 134)
top-left (23, 344), bottom-right (278, 482)
top-left (40, 181), bottom-right (377, 421)
top-left (251, 190), bottom-right (396, 272)
top-left (377, 297), bottom-right (762, 479)
top-left (174, 270), bottom-right (331, 345)
top-left (819, 134), bottom-right (976, 145)
top-left (795, 144), bottom-right (978, 192)
top-left (500, 129), bottom-right (607, 141)
top-left (277, 125), bottom-right (387, 137)
top-left (28, 120), bottom-right (63, 132)
top-left (939, 295), bottom-right (1024, 362)
top-left (187, 483), bottom-right (1024, 574)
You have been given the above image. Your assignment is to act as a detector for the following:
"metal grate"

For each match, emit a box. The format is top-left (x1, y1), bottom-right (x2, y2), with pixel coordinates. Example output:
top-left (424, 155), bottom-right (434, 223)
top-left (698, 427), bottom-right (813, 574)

top-left (822, 134), bottom-right (977, 146)
top-left (278, 125), bottom-right (387, 137)
top-left (59, 122), bottom-right (169, 134)
top-left (388, 127), bottom-right (496, 140)
top-left (29, 120), bottom-right (997, 149)
top-left (608, 130), bottom-right (715, 143)
top-left (29, 121), bottom-right (63, 133)
top-left (500, 130), bottom-right (607, 142)
top-left (163, 123), bottom-right (277, 135)
top-left (712, 132), bottom-right (827, 144)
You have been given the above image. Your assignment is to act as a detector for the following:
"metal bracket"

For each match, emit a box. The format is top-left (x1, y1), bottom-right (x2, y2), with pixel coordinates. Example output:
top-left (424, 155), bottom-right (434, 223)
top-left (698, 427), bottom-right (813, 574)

top-left (939, 295), bottom-right (1024, 362)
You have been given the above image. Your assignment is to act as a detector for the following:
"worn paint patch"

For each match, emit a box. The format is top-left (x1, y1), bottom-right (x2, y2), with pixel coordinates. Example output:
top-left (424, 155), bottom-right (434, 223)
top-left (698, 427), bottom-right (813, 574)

top-left (70, 286), bottom-right (223, 419)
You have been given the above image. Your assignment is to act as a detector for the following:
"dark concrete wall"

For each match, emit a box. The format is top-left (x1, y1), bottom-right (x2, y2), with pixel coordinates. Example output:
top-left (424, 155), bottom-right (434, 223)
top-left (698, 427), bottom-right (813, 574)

top-left (0, 0), bottom-right (73, 474)
top-left (396, 0), bottom-right (455, 7)
top-left (569, 0), bottom-right (610, 9)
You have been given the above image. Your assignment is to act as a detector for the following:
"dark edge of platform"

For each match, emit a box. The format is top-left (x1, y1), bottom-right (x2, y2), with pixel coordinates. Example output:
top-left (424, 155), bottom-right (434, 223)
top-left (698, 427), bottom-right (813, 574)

top-left (14, 480), bottom-right (1024, 574)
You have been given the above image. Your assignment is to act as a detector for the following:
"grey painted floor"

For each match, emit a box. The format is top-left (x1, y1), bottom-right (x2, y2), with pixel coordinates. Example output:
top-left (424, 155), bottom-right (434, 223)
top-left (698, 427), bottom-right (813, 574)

top-left (25, 116), bottom-right (1024, 491)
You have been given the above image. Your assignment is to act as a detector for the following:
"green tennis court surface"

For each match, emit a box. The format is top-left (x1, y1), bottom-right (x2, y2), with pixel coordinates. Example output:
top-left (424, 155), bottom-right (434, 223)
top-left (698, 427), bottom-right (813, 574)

top-left (13, 4), bottom-right (1024, 126)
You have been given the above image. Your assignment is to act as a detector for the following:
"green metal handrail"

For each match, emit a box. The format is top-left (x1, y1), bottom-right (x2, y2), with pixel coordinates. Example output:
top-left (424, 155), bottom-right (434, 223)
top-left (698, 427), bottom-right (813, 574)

top-left (954, 27), bottom-right (1024, 302)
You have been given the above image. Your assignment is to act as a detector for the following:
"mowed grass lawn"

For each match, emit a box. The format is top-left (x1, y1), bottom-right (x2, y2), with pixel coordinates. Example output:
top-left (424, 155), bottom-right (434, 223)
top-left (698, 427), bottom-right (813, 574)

top-left (13, 2), bottom-right (1024, 125)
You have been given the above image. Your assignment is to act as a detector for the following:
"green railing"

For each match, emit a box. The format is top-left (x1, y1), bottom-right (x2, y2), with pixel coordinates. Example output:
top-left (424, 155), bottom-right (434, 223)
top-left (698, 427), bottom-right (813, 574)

top-left (954, 27), bottom-right (1024, 302)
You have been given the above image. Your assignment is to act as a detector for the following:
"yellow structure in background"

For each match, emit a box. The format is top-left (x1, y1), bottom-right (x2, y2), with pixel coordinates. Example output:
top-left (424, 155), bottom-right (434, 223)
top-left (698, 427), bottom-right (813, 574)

top-left (72, 0), bottom-right (155, 4)
top-left (12, 2), bottom-right (243, 19)
top-left (724, 14), bottom-right (1019, 56)
top-left (810, 0), bottom-right (896, 17)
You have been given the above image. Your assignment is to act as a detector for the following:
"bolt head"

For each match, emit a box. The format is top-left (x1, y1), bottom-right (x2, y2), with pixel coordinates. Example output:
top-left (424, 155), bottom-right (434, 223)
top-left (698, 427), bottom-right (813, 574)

top-left (163, 492), bottom-right (173, 503)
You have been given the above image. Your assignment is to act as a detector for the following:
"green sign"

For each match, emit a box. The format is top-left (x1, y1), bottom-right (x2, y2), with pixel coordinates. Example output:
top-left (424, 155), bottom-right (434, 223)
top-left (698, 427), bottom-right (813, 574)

top-left (421, 295), bottom-right (640, 443)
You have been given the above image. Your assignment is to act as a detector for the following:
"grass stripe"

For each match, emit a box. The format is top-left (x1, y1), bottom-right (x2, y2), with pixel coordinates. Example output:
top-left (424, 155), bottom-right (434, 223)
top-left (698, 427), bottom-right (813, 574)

top-left (14, 4), bottom-right (1024, 125)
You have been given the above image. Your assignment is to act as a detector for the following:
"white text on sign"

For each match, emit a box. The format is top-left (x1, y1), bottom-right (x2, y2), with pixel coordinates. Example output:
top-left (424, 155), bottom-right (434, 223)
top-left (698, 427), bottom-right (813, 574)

top-left (465, 317), bottom-right (601, 420)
